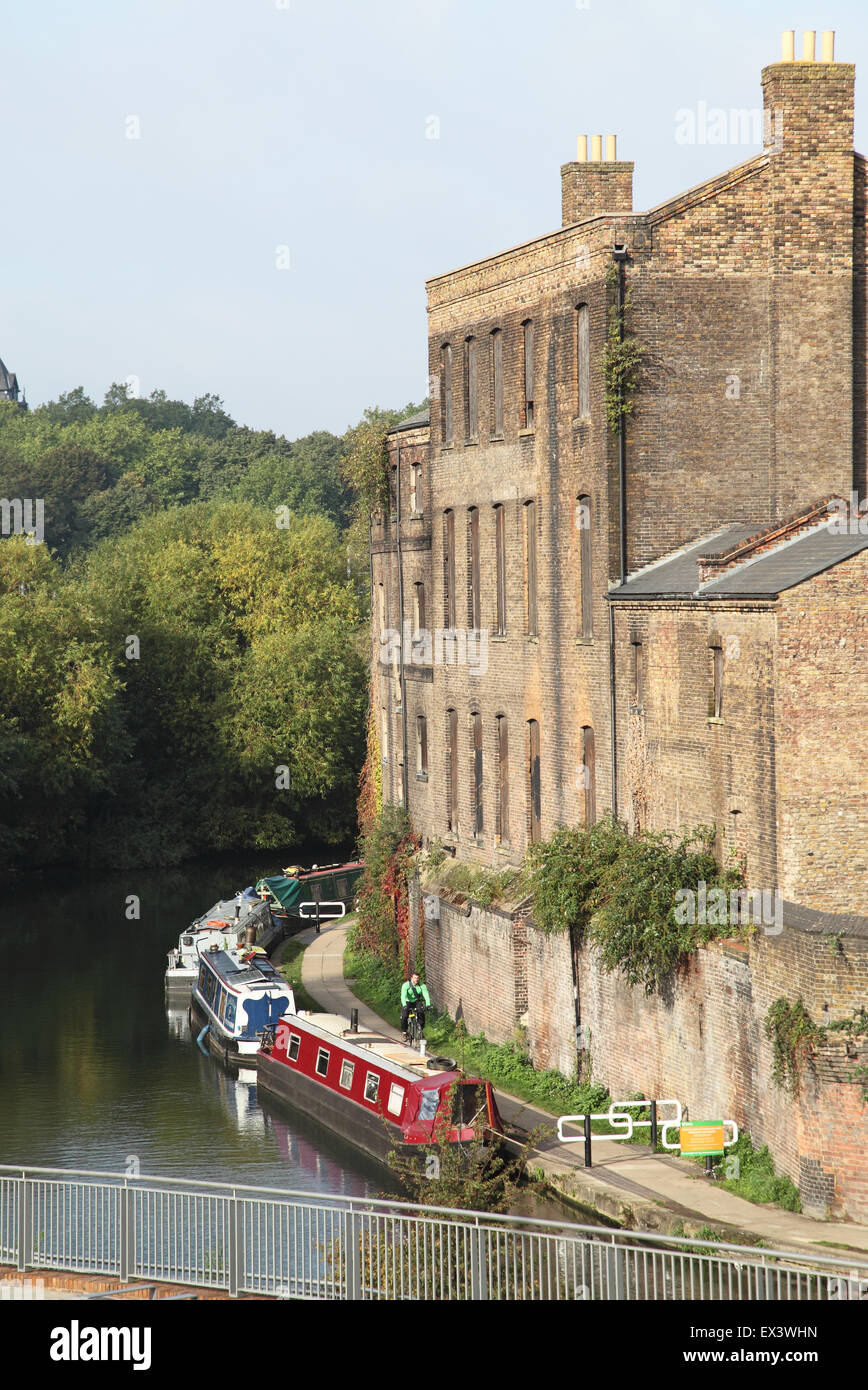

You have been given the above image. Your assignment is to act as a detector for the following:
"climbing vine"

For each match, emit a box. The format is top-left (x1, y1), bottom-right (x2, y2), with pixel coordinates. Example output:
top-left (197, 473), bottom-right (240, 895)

top-left (354, 803), bottom-right (418, 976)
top-left (764, 998), bottom-right (825, 1097)
top-left (525, 817), bottom-right (744, 995)
top-left (601, 262), bottom-right (643, 434)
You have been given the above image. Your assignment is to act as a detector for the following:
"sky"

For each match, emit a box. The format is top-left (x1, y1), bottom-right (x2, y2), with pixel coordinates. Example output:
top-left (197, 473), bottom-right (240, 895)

top-left (3, 0), bottom-right (867, 439)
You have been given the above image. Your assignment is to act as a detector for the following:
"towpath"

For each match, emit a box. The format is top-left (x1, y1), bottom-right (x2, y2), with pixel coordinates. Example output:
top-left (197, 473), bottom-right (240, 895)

top-left (295, 918), bottom-right (868, 1256)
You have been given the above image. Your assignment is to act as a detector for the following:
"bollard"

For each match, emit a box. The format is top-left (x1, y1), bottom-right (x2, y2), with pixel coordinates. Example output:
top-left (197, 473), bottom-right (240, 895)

top-left (705, 1155), bottom-right (714, 1177)
top-left (584, 1112), bottom-right (592, 1168)
top-left (650, 1100), bottom-right (658, 1151)
top-left (350, 1007), bottom-right (359, 1034)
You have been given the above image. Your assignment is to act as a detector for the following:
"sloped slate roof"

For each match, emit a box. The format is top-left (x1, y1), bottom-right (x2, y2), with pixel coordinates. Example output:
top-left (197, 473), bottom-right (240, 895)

top-left (612, 522), bottom-right (868, 600)
top-left (389, 407), bottom-right (430, 433)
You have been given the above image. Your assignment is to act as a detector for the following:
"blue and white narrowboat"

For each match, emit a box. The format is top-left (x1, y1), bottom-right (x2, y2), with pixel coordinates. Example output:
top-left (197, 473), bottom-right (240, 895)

top-left (190, 946), bottom-right (296, 1067)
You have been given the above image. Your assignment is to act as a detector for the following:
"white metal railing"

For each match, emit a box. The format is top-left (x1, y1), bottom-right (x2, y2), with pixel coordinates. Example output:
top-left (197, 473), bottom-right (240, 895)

top-left (2, 1164), bottom-right (867, 1301)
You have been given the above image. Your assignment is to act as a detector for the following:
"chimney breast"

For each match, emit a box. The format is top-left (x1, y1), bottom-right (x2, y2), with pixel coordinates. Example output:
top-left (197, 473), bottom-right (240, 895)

top-left (561, 138), bottom-right (634, 225)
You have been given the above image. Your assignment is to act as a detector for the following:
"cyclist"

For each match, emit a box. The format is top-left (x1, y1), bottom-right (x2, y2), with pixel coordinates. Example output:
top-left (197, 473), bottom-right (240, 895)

top-left (400, 972), bottom-right (431, 1042)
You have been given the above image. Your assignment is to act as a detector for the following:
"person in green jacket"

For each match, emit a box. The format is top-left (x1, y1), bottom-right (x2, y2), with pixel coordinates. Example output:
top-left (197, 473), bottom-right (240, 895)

top-left (400, 972), bottom-right (431, 1041)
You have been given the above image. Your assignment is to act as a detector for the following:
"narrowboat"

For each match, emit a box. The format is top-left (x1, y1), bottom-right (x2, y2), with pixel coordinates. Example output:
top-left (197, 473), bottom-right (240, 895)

top-left (165, 888), bottom-right (280, 996)
top-left (189, 946), bottom-right (296, 1068)
top-left (256, 859), bottom-right (364, 933)
top-left (256, 1010), bottom-right (504, 1165)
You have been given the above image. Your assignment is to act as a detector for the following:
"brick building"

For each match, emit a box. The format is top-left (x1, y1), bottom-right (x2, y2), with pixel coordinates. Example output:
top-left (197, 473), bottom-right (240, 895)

top-left (370, 31), bottom-right (868, 1217)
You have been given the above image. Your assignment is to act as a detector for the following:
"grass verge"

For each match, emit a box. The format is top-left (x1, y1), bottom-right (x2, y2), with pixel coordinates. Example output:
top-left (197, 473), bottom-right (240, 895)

top-left (275, 934), bottom-right (320, 1013)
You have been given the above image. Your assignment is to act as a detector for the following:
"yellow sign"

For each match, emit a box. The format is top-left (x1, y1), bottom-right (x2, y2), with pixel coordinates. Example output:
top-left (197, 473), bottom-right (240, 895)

top-left (680, 1122), bottom-right (725, 1157)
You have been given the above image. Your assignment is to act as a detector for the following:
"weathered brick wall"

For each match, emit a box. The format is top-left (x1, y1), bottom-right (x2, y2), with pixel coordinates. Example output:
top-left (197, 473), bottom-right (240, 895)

top-left (422, 897), bottom-right (518, 1044)
top-left (776, 552), bottom-right (868, 914)
top-left (521, 914), bottom-right (868, 1221)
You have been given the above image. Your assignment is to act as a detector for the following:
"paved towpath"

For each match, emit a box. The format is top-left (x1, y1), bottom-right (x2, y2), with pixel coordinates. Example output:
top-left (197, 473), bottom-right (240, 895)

top-left (295, 919), bottom-right (868, 1258)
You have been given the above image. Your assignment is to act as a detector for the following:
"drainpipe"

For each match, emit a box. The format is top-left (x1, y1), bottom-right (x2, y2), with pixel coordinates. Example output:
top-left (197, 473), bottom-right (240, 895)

top-left (395, 439), bottom-right (409, 810)
top-left (609, 242), bottom-right (629, 821)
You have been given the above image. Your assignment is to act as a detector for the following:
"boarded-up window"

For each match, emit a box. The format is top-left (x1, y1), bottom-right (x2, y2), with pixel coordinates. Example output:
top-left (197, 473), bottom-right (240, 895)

top-left (442, 343), bottom-right (453, 445)
top-left (443, 510), bottom-right (456, 628)
top-left (578, 494), bottom-right (592, 639)
top-left (494, 503), bottom-right (507, 636)
top-left (582, 725), bottom-right (596, 825)
top-left (491, 329), bottom-right (503, 436)
top-left (413, 581), bottom-right (426, 636)
top-left (468, 507), bottom-right (481, 629)
top-left (410, 464), bottom-right (422, 514)
top-left (522, 320), bottom-right (534, 429)
top-left (417, 715), bottom-right (428, 777)
top-left (631, 636), bottom-right (643, 708)
top-left (496, 715), bottom-right (509, 844)
top-left (446, 707), bottom-right (458, 832)
top-left (577, 304), bottom-right (590, 418)
top-left (711, 640), bottom-right (724, 719)
top-left (465, 337), bottom-right (478, 440)
top-left (471, 712), bottom-right (483, 837)
top-left (524, 500), bottom-right (538, 637)
top-left (527, 720), bottom-right (541, 844)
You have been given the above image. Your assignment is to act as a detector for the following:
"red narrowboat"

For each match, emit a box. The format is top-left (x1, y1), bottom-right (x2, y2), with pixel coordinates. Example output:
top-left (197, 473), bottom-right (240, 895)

top-left (257, 1010), bottom-right (504, 1165)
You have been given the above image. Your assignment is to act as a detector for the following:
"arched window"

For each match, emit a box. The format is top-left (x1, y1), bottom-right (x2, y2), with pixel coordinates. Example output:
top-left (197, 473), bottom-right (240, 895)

top-left (464, 337), bottom-right (478, 441)
top-left (582, 726), bottom-right (596, 825)
top-left (490, 329), bottom-right (503, 437)
top-left (524, 500), bottom-right (538, 637)
top-left (496, 715), bottom-right (509, 845)
top-left (410, 464), bottom-right (423, 515)
top-left (467, 507), bottom-right (480, 630)
top-left (471, 711), bottom-right (483, 837)
top-left (522, 320), bottom-right (534, 429)
top-left (443, 510), bottom-right (456, 628)
top-left (441, 344), bottom-right (453, 445)
top-left (578, 493), bottom-right (592, 639)
top-left (527, 719), bottom-right (541, 844)
top-left (416, 715), bottom-right (428, 777)
top-left (494, 503), bottom-right (506, 635)
top-left (577, 304), bottom-right (590, 419)
top-left (446, 707), bottom-right (459, 833)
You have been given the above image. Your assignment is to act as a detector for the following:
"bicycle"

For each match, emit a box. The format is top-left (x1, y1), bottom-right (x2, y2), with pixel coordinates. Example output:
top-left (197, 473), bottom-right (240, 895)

top-left (405, 1005), bottom-right (425, 1048)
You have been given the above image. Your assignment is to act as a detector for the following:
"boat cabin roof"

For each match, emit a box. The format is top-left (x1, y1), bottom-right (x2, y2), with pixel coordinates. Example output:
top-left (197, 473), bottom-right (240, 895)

top-left (203, 951), bottom-right (288, 990)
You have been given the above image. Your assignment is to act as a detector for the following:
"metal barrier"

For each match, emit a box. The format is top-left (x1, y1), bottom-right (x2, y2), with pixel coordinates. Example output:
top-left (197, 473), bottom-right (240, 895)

top-left (2, 1165), bottom-right (867, 1301)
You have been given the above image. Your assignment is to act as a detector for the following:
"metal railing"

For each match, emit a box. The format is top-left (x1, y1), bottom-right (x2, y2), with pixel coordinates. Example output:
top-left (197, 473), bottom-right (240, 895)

top-left (2, 1164), bottom-right (867, 1301)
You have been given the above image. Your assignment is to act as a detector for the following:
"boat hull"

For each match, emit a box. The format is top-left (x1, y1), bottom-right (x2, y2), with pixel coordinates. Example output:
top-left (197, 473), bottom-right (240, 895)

top-left (190, 997), bottom-right (262, 1071)
top-left (257, 1051), bottom-right (415, 1164)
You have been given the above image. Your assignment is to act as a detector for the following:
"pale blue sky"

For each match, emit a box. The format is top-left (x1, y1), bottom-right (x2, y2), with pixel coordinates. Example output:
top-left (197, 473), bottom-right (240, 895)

top-left (3, 1), bottom-right (866, 436)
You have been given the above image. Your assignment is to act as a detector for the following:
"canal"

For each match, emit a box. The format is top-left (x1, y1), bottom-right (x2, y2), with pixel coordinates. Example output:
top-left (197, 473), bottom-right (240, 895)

top-left (2, 853), bottom-right (392, 1200)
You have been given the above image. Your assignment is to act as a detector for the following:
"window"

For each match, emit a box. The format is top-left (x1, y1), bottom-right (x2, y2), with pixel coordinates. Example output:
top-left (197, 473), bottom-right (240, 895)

top-left (387, 1083), bottom-right (405, 1117)
top-left (288, 1032), bottom-right (301, 1062)
top-left (377, 583), bottom-right (386, 638)
top-left (490, 329), bottom-right (503, 436)
top-left (389, 465), bottom-right (397, 515)
top-left (471, 711), bottom-right (483, 837)
top-left (582, 725), bottom-right (596, 825)
top-left (464, 337), bottom-right (478, 441)
top-left (410, 464), bottom-right (422, 514)
top-left (467, 507), bottom-right (481, 629)
top-left (216, 988), bottom-right (227, 1021)
top-left (413, 581), bottom-right (426, 635)
top-left (631, 636), bottom-right (643, 708)
top-left (381, 707), bottom-right (389, 762)
top-left (524, 500), bottom-right (538, 637)
top-left (494, 504), bottom-right (506, 635)
top-left (578, 494), bottom-right (592, 639)
top-left (364, 1071), bottom-right (380, 1103)
top-left (441, 344), bottom-right (453, 445)
top-left (224, 995), bottom-right (236, 1029)
top-left (316, 1047), bottom-right (330, 1077)
top-left (527, 719), bottom-right (541, 844)
top-left (710, 639), bottom-right (724, 719)
top-left (446, 707), bottom-right (458, 833)
top-left (418, 1089), bottom-right (439, 1122)
top-left (496, 715), bottom-right (509, 844)
top-left (577, 304), bottom-right (590, 419)
top-left (443, 510), bottom-right (456, 628)
top-left (522, 320), bottom-right (534, 429)
top-left (340, 1059), bottom-right (355, 1089)
top-left (416, 714), bottom-right (428, 777)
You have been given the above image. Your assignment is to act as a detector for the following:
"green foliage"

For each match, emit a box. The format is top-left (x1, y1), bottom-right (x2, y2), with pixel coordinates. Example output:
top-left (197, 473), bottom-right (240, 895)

top-left (339, 401), bottom-right (427, 520)
top-left (764, 998), bottom-right (825, 1097)
top-left (426, 856), bottom-right (526, 908)
top-left (354, 804), bottom-right (416, 970)
top-left (526, 817), bottom-right (743, 995)
top-left (714, 1133), bottom-right (802, 1212)
top-left (601, 264), bottom-right (644, 434)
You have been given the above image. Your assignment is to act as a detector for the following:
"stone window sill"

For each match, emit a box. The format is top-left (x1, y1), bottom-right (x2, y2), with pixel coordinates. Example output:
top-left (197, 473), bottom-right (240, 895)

top-left (491, 633), bottom-right (507, 642)
top-left (464, 438), bottom-right (478, 447)
top-left (707, 716), bottom-right (724, 725)
top-left (415, 772), bottom-right (428, 783)
top-left (518, 428), bottom-right (535, 438)
top-left (572, 415), bottom-right (591, 428)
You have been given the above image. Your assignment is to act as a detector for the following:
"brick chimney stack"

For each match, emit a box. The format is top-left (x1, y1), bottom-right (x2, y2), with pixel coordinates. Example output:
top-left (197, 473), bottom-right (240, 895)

top-left (561, 133), bottom-right (633, 226)
top-left (761, 29), bottom-right (856, 516)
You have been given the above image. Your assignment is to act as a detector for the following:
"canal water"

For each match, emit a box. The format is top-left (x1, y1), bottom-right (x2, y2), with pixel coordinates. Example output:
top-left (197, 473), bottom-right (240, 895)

top-left (2, 853), bottom-right (393, 1200)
